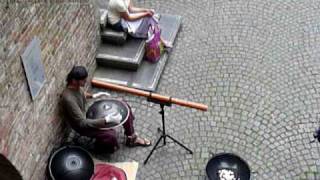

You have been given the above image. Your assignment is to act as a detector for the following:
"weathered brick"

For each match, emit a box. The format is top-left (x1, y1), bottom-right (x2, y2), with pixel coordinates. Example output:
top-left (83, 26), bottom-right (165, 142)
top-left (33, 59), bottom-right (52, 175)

top-left (1, 2), bottom-right (98, 179)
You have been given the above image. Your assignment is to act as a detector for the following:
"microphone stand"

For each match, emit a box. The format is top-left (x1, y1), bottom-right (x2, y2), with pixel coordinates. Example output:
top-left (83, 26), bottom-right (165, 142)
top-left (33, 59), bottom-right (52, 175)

top-left (144, 97), bottom-right (193, 165)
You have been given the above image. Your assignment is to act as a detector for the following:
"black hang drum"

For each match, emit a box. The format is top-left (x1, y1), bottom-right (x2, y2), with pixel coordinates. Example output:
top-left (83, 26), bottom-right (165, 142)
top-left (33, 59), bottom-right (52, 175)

top-left (86, 99), bottom-right (130, 129)
top-left (48, 146), bottom-right (94, 180)
top-left (206, 153), bottom-right (250, 180)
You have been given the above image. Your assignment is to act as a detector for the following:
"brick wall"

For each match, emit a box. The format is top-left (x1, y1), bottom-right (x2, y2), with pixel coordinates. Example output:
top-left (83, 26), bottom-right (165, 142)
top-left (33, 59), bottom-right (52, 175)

top-left (0, 1), bottom-right (98, 179)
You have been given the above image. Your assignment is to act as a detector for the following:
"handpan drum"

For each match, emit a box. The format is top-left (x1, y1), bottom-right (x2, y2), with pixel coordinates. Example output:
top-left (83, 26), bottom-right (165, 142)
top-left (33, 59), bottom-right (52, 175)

top-left (206, 153), bottom-right (250, 180)
top-left (86, 99), bottom-right (130, 130)
top-left (48, 146), bottom-right (94, 180)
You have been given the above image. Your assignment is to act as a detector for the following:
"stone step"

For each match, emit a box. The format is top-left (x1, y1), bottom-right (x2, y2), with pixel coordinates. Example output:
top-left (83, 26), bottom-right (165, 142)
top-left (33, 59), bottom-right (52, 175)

top-left (96, 37), bottom-right (145, 70)
top-left (93, 53), bottom-right (169, 91)
top-left (93, 14), bottom-right (182, 91)
top-left (99, 9), bottom-right (128, 45)
top-left (101, 28), bottom-right (127, 45)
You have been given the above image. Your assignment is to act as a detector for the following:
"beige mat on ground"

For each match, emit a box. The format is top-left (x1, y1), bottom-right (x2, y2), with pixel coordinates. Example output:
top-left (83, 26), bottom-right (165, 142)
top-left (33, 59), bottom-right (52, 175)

top-left (94, 159), bottom-right (139, 180)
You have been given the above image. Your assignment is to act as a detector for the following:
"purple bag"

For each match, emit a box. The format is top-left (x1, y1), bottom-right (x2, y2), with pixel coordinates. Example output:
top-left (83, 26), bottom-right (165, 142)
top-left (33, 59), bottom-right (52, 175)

top-left (145, 24), bottom-right (164, 62)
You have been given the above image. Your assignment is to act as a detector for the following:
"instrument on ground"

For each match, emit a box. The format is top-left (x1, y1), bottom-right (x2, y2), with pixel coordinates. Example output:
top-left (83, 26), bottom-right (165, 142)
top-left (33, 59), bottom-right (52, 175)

top-left (48, 146), bottom-right (94, 180)
top-left (206, 153), bottom-right (250, 180)
top-left (91, 80), bottom-right (208, 111)
top-left (86, 99), bottom-right (130, 130)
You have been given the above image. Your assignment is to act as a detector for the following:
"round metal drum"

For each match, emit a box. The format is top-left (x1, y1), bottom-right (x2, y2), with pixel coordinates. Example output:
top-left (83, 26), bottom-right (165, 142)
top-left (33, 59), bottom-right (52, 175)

top-left (206, 153), bottom-right (250, 180)
top-left (48, 146), bottom-right (94, 180)
top-left (86, 99), bottom-right (130, 130)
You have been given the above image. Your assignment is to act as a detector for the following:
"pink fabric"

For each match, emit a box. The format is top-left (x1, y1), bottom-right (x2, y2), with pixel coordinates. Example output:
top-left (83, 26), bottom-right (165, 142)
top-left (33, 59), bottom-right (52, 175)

top-left (145, 24), bottom-right (163, 62)
top-left (91, 164), bottom-right (127, 180)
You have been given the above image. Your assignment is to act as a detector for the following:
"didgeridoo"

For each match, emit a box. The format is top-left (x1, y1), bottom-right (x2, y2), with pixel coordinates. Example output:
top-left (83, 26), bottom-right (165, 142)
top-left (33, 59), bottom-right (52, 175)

top-left (91, 79), bottom-right (208, 111)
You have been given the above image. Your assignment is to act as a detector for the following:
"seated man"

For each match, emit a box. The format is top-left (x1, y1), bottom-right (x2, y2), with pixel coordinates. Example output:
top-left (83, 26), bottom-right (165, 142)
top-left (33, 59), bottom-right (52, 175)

top-left (60, 66), bottom-right (151, 153)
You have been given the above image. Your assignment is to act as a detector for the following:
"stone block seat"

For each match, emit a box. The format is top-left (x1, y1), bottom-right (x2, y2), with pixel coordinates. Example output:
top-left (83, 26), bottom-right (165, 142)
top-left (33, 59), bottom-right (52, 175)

top-left (99, 9), bottom-right (127, 45)
top-left (100, 29), bottom-right (127, 45)
top-left (97, 9), bottom-right (144, 70)
top-left (95, 9), bottom-right (182, 91)
top-left (96, 37), bottom-right (145, 70)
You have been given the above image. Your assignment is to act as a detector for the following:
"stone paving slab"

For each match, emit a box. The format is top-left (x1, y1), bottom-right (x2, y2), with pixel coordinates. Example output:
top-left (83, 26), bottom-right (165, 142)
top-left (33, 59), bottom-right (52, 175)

top-left (93, 14), bottom-right (182, 91)
top-left (96, 37), bottom-right (145, 70)
top-left (92, 0), bottom-right (320, 179)
top-left (93, 53), bottom-right (168, 91)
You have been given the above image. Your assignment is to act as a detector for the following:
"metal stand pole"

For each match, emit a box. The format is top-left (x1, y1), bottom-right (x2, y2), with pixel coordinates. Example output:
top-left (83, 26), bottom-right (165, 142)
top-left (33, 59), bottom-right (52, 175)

top-left (144, 103), bottom-right (193, 165)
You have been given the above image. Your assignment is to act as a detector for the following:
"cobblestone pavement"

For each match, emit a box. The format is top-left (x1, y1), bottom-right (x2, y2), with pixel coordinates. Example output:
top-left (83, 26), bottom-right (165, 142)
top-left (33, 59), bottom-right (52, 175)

top-left (93, 0), bottom-right (320, 179)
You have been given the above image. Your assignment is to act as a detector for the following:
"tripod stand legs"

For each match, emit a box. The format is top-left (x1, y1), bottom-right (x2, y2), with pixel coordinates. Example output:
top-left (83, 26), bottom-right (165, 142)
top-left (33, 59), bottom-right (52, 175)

top-left (144, 134), bottom-right (193, 165)
top-left (157, 127), bottom-right (193, 153)
top-left (143, 103), bottom-right (193, 165)
top-left (166, 134), bottom-right (193, 154)
top-left (144, 135), bottom-right (165, 165)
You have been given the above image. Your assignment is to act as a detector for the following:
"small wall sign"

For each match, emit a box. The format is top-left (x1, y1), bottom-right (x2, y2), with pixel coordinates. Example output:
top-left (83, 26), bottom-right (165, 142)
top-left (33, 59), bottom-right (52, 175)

top-left (21, 37), bottom-right (46, 100)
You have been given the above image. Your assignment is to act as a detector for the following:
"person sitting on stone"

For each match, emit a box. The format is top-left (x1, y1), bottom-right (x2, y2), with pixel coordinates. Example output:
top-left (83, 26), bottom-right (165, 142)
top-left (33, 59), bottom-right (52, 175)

top-left (60, 66), bottom-right (151, 153)
top-left (107, 0), bottom-right (172, 47)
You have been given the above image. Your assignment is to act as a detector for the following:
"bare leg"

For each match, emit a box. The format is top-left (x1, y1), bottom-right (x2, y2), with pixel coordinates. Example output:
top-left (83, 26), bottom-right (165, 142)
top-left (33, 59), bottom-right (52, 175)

top-left (160, 37), bottom-right (173, 48)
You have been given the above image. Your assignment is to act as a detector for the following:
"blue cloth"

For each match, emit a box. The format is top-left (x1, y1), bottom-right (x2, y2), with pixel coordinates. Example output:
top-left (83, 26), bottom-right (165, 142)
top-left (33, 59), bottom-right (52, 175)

top-left (108, 21), bottom-right (123, 31)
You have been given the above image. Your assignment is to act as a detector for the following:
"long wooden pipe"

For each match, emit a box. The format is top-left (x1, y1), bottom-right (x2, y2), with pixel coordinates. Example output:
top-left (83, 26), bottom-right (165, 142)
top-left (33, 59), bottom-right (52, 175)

top-left (91, 79), bottom-right (208, 111)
